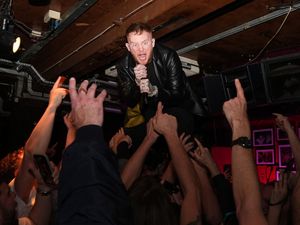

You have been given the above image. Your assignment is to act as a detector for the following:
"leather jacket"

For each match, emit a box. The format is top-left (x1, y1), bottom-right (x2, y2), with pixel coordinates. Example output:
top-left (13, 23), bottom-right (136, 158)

top-left (116, 44), bottom-right (206, 116)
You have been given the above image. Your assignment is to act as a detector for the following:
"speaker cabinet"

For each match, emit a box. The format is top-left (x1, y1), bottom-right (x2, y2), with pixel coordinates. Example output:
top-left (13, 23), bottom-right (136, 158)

top-left (262, 53), bottom-right (300, 103)
top-left (222, 63), bottom-right (267, 106)
top-left (203, 75), bottom-right (227, 114)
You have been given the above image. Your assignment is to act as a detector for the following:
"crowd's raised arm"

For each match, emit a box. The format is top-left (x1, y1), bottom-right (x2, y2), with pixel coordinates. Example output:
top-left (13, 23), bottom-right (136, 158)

top-left (2, 22), bottom-right (300, 225)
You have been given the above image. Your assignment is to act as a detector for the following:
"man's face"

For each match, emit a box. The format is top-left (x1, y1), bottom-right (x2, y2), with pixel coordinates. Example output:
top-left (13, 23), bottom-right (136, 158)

top-left (126, 30), bottom-right (155, 65)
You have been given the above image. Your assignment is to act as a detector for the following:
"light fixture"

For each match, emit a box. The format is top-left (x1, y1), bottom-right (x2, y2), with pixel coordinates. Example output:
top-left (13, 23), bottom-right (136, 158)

top-left (12, 36), bottom-right (21, 53)
top-left (0, 30), bottom-right (21, 54)
top-left (0, 0), bottom-right (21, 58)
top-left (0, 11), bottom-right (21, 58)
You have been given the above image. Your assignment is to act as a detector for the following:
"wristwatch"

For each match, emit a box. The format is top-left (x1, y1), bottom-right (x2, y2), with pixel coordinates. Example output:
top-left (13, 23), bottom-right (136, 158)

top-left (231, 136), bottom-right (252, 149)
top-left (37, 188), bottom-right (52, 196)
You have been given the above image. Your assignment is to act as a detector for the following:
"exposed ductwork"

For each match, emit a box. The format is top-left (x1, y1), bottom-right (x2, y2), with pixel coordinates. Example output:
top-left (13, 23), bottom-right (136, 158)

top-left (0, 58), bottom-right (122, 113)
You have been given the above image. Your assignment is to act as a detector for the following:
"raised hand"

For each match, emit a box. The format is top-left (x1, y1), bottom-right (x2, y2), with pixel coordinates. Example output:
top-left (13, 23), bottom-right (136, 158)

top-left (63, 113), bottom-right (75, 130)
top-left (109, 128), bottom-right (132, 154)
top-left (273, 113), bottom-right (293, 132)
top-left (223, 79), bottom-right (248, 129)
top-left (190, 138), bottom-right (213, 168)
top-left (152, 102), bottom-right (177, 136)
top-left (48, 76), bottom-right (68, 109)
top-left (223, 79), bottom-right (250, 140)
top-left (68, 78), bottom-right (107, 128)
top-left (146, 118), bottom-right (160, 142)
top-left (179, 133), bottom-right (195, 153)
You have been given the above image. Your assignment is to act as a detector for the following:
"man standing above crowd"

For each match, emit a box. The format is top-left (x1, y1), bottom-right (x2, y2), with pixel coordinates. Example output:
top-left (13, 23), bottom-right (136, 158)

top-left (117, 22), bottom-right (206, 147)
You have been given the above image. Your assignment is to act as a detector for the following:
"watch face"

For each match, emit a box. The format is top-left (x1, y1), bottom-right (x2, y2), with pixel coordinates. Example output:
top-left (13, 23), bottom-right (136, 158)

top-left (233, 137), bottom-right (252, 149)
top-left (242, 142), bottom-right (252, 148)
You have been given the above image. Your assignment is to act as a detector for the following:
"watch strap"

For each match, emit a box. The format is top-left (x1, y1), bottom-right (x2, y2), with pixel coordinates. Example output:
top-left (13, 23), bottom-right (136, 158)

top-left (231, 136), bottom-right (252, 149)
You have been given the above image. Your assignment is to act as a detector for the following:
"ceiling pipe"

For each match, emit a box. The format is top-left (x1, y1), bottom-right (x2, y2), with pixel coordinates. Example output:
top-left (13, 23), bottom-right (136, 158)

top-left (157, 0), bottom-right (252, 42)
top-left (0, 58), bottom-right (122, 113)
top-left (176, 2), bottom-right (300, 55)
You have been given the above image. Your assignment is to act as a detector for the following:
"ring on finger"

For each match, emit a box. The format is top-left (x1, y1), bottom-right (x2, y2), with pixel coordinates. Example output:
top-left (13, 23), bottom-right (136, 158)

top-left (78, 87), bottom-right (87, 94)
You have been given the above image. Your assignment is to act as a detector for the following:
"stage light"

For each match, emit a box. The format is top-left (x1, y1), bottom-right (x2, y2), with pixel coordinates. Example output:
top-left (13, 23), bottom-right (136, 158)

top-left (12, 36), bottom-right (21, 53)
top-left (0, 30), bottom-right (21, 56)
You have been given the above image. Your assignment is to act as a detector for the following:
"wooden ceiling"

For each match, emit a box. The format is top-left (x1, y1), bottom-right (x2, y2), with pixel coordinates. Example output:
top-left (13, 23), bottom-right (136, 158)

top-left (1, 0), bottom-right (300, 154)
top-left (6, 0), bottom-right (299, 82)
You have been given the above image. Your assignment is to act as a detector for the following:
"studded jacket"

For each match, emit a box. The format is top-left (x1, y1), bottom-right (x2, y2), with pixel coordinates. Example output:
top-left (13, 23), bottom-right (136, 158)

top-left (116, 44), bottom-right (206, 116)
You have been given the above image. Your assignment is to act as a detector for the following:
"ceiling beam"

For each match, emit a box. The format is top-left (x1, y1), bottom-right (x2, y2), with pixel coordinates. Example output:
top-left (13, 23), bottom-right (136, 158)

top-left (31, 0), bottom-right (185, 79)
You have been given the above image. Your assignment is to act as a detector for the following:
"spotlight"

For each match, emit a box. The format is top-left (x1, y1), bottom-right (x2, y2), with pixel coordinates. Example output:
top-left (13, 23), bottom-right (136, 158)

top-left (0, 31), bottom-right (21, 56)
top-left (13, 36), bottom-right (21, 53)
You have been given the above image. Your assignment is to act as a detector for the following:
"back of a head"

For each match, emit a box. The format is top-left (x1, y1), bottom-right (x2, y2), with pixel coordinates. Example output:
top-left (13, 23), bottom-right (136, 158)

top-left (0, 149), bottom-right (23, 184)
top-left (126, 23), bottom-right (152, 38)
top-left (129, 176), bottom-right (179, 225)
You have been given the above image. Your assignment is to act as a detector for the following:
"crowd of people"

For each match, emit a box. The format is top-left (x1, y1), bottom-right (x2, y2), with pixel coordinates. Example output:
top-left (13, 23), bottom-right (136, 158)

top-left (1, 22), bottom-right (300, 225)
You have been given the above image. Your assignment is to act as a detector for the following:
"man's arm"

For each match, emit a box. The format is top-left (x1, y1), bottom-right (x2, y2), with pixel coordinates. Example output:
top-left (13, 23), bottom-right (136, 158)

top-left (273, 113), bottom-right (300, 167)
top-left (153, 102), bottom-right (202, 225)
top-left (184, 137), bottom-right (222, 225)
top-left (63, 113), bottom-right (76, 149)
top-left (28, 162), bottom-right (53, 225)
top-left (15, 76), bottom-right (67, 203)
top-left (57, 78), bottom-right (131, 225)
top-left (267, 171), bottom-right (288, 225)
top-left (121, 119), bottom-right (159, 189)
top-left (223, 79), bottom-right (267, 225)
top-left (273, 113), bottom-right (300, 225)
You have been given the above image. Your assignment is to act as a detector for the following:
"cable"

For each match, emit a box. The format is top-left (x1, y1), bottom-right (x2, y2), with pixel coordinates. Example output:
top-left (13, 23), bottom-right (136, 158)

top-left (42, 0), bottom-right (155, 73)
top-left (248, 6), bottom-right (292, 64)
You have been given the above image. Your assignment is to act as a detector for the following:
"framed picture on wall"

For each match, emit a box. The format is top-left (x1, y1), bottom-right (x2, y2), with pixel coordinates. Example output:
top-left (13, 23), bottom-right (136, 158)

top-left (276, 128), bottom-right (289, 141)
top-left (252, 128), bottom-right (274, 146)
top-left (278, 144), bottom-right (294, 168)
top-left (277, 126), bottom-right (295, 141)
top-left (256, 149), bottom-right (275, 165)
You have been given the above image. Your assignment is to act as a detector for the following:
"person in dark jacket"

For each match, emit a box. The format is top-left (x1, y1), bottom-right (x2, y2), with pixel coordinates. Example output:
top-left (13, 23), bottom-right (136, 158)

top-left (116, 22), bottom-right (206, 150)
top-left (56, 78), bottom-right (132, 225)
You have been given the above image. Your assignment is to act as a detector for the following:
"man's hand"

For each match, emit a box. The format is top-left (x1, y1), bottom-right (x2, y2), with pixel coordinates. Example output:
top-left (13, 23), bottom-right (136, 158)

top-left (190, 138), bottom-right (214, 168)
top-left (63, 113), bottom-right (76, 130)
top-left (146, 118), bottom-right (160, 142)
top-left (68, 78), bottom-right (107, 128)
top-left (273, 113), bottom-right (293, 132)
top-left (179, 133), bottom-right (195, 153)
top-left (139, 78), bottom-right (151, 93)
top-left (109, 128), bottom-right (132, 154)
top-left (48, 76), bottom-right (68, 109)
top-left (134, 64), bottom-right (147, 82)
top-left (223, 79), bottom-right (250, 138)
top-left (152, 102), bottom-right (177, 136)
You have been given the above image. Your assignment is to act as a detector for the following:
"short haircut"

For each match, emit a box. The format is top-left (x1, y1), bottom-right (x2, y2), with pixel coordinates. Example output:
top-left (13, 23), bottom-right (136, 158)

top-left (125, 22), bottom-right (152, 39)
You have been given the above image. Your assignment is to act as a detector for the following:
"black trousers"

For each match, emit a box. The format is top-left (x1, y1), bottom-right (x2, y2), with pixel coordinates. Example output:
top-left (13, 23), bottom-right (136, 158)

top-left (124, 106), bottom-right (195, 152)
